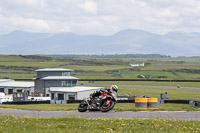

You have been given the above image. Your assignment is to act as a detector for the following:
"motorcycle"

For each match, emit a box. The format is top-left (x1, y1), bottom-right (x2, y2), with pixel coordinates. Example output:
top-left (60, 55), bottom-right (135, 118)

top-left (78, 91), bottom-right (117, 112)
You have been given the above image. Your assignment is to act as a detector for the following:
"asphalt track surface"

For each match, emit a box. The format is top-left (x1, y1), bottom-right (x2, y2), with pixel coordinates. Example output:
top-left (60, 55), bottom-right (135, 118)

top-left (0, 109), bottom-right (200, 121)
top-left (85, 84), bottom-right (200, 90)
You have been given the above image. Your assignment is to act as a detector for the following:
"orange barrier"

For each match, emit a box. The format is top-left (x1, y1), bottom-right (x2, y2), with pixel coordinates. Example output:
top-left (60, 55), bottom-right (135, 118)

top-left (135, 98), bottom-right (158, 109)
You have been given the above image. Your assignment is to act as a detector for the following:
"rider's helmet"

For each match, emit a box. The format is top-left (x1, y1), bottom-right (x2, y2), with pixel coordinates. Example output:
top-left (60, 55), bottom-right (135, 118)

top-left (110, 85), bottom-right (118, 92)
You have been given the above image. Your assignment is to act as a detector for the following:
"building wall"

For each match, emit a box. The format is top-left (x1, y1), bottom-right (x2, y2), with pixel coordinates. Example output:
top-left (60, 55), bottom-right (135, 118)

top-left (35, 70), bottom-right (75, 96)
top-left (2, 87), bottom-right (34, 96)
top-left (34, 80), bottom-right (45, 94)
top-left (49, 90), bottom-right (97, 100)
top-left (77, 90), bottom-right (97, 100)
top-left (35, 80), bottom-right (78, 96)
top-left (44, 80), bottom-right (77, 88)
top-left (50, 92), bottom-right (77, 100)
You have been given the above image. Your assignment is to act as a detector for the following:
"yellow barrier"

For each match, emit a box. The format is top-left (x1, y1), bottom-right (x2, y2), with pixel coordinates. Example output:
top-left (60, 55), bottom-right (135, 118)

top-left (135, 98), bottom-right (148, 109)
top-left (147, 98), bottom-right (158, 109)
top-left (5, 94), bottom-right (13, 97)
top-left (135, 98), bottom-right (158, 109)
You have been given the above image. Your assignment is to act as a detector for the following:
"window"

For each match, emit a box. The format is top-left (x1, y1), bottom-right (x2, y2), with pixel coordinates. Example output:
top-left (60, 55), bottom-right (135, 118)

top-left (58, 94), bottom-right (64, 100)
top-left (0, 88), bottom-right (4, 92)
top-left (17, 90), bottom-right (22, 93)
top-left (8, 89), bottom-right (13, 94)
top-left (51, 93), bottom-right (54, 99)
top-left (68, 95), bottom-right (75, 100)
top-left (27, 91), bottom-right (30, 96)
top-left (62, 72), bottom-right (70, 76)
top-left (61, 81), bottom-right (73, 87)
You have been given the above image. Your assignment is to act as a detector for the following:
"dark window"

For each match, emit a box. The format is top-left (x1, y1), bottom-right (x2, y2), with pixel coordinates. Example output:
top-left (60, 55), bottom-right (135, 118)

top-left (8, 89), bottom-right (13, 94)
top-left (27, 91), bottom-right (30, 96)
top-left (51, 93), bottom-right (54, 99)
top-left (68, 95), bottom-right (75, 100)
top-left (0, 88), bottom-right (4, 92)
top-left (17, 90), bottom-right (22, 93)
top-left (46, 94), bottom-right (49, 97)
top-left (58, 94), bottom-right (64, 100)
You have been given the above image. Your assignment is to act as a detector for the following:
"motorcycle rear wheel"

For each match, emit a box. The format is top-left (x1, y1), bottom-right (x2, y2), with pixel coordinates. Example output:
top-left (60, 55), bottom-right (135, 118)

top-left (78, 101), bottom-right (88, 112)
top-left (100, 100), bottom-right (115, 112)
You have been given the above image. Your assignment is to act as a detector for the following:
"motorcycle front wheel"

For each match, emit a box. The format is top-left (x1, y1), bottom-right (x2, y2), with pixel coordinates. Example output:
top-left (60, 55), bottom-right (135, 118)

top-left (78, 101), bottom-right (88, 112)
top-left (100, 100), bottom-right (115, 112)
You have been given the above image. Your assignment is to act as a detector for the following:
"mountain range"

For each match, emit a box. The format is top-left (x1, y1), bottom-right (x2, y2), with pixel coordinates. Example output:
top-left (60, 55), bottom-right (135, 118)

top-left (0, 29), bottom-right (200, 56)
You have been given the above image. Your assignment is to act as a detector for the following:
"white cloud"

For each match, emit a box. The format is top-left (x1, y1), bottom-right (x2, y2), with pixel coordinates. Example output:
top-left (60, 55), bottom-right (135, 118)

top-left (0, 0), bottom-right (200, 35)
top-left (80, 0), bottom-right (98, 14)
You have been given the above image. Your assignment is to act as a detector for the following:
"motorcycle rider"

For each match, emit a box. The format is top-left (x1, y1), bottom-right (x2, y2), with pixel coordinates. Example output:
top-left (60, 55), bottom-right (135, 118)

top-left (89, 85), bottom-right (118, 104)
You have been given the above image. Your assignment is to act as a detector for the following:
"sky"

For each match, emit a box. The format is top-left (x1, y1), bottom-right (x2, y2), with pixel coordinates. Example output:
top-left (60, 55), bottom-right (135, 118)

top-left (0, 0), bottom-right (200, 35)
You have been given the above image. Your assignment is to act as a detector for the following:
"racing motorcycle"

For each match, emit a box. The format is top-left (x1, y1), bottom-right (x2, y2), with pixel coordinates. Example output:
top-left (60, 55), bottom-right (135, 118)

top-left (78, 91), bottom-right (117, 112)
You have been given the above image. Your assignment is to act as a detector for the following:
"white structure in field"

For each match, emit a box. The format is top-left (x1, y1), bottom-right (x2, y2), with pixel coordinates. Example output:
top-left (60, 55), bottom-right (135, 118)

top-left (130, 62), bottom-right (144, 67)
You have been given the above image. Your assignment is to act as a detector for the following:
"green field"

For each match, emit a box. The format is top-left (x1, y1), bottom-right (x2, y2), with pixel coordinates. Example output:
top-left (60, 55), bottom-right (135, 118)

top-left (0, 115), bottom-right (200, 133)
top-left (80, 81), bottom-right (200, 88)
top-left (1, 55), bottom-right (200, 79)
top-left (80, 84), bottom-right (200, 100)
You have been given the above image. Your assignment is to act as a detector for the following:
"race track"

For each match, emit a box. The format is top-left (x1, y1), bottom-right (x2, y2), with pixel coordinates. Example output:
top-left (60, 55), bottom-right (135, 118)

top-left (0, 109), bottom-right (200, 121)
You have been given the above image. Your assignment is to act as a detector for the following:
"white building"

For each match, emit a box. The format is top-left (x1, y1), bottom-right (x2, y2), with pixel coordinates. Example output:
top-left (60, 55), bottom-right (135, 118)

top-left (130, 62), bottom-right (145, 67)
top-left (34, 68), bottom-right (102, 100)
top-left (0, 79), bottom-right (34, 96)
top-left (49, 86), bottom-right (102, 100)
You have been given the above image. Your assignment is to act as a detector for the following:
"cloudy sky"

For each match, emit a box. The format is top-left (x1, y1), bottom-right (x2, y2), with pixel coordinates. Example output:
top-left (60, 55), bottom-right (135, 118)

top-left (0, 0), bottom-right (200, 35)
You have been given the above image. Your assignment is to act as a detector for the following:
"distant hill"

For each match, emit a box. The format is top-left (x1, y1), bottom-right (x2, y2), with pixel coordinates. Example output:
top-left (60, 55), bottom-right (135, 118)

top-left (1, 29), bottom-right (200, 56)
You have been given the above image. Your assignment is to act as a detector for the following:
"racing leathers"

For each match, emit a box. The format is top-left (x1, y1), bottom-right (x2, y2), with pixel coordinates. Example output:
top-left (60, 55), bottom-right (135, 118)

top-left (89, 87), bottom-right (112, 99)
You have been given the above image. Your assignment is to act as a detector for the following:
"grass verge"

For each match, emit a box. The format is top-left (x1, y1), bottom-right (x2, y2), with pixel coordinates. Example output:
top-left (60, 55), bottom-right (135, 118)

top-left (0, 116), bottom-right (200, 133)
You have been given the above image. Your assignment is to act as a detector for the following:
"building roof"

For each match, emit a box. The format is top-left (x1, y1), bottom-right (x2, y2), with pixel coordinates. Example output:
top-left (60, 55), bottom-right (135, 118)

top-left (0, 79), bottom-right (14, 82)
top-left (41, 76), bottom-right (79, 80)
top-left (0, 81), bottom-right (34, 88)
top-left (49, 86), bottom-right (102, 93)
top-left (35, 68), bottom-right (74, 72)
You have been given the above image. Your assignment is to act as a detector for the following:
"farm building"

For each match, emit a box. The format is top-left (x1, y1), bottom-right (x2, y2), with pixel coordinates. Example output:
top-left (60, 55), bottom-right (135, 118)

top-left (34, 68), bottom-right (101, 100)
top-left (0, 79), bottom-right (34, 96)
top-left (130, 62), bottom-right (144, 67)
